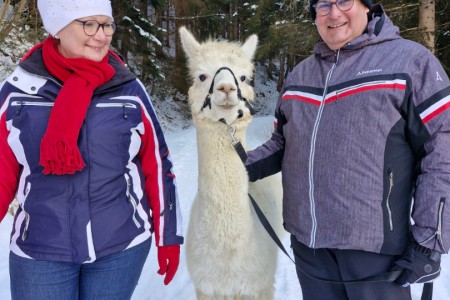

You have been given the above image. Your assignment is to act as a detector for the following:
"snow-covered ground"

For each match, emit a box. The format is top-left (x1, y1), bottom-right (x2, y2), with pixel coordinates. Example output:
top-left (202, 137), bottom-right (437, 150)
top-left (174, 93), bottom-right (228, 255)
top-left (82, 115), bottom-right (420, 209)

top-left (0, 117), bottom-right (449, 299)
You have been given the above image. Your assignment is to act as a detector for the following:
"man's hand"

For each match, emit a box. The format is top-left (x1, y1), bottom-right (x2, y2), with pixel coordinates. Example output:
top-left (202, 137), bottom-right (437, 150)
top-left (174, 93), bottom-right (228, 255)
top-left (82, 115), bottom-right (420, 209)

top-left (394, 242), bottom-right (441, 287)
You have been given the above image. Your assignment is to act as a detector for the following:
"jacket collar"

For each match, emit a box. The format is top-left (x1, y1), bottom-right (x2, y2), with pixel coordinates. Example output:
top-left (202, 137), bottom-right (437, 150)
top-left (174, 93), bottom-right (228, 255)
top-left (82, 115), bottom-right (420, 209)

top-left (18, 47), bottom-right (137, 95)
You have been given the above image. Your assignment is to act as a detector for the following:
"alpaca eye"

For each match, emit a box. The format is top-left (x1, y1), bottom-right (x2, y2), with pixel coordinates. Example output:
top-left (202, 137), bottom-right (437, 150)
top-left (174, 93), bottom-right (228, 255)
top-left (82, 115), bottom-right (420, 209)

top-left (199, 74), bottom-right (207, 82)
top-left (240, 76), bottom-right (246, 82)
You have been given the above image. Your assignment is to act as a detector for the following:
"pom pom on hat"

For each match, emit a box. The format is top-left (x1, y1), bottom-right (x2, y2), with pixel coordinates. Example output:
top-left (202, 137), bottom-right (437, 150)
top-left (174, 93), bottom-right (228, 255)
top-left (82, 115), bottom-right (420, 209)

top-left (309, 0), bottom-right (372, 20)
top-left (38, 0), bottom-right (113, 36)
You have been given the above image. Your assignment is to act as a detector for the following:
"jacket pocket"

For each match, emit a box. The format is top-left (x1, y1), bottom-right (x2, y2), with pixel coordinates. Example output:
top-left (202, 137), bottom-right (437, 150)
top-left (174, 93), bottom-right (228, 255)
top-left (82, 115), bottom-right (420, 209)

top-left (11, 100), bottom-right (54, 116)
top-left (21, 212), bottom-right (30, 241)
top-left (420, 197), bottom-right (447, 253)
top-left (437, 198), bottom-right (446, 252)
top-left (160, 183), bottom-right (175, 234)
top-left (95, 102), bottom-right (137, 120)
top-left (124, 173), bottom-right (142, 229)
top-left (20, 181), bottom-right (32, 241)
top-left (386, 169), bottom-right (394, 231)
top-left (11, 100), bottom-right (54, 106)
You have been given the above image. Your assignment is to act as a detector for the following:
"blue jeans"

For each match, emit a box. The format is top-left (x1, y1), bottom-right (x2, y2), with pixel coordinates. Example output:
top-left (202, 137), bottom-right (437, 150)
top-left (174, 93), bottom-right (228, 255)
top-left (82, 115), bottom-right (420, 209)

top-left (9, 238), bottom-right (151, 300)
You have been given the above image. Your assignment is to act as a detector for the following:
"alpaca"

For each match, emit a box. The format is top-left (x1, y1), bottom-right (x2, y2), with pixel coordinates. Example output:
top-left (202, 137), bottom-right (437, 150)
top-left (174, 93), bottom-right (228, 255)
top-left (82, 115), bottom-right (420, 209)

top-left (179, 27), bottom-right (284, 300)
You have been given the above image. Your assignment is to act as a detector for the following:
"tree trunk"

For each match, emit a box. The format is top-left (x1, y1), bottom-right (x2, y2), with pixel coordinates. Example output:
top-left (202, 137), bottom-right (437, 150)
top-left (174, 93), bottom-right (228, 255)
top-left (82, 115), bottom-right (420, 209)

top-left (171, 0), bottom-right (190, 94)
top-left (154, 3), bottom-right (165, 57)
top-left (173, 0), bottom-right (189, 61)
top-left (419, 0), bottom-right (435, 53)
top-left (140, 1), bottom-right (150, 82)
top-left (277, 51), bottom-right (286, 92)
top-left (267, 57), bottom-right (273, 80)
top-left (165, 0), bottom-right (170, 47)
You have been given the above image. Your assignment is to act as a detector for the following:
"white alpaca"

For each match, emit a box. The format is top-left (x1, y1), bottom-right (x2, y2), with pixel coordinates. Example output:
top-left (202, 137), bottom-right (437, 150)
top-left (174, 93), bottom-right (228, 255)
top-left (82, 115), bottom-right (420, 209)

top-left (179, 27), bottom-right (284, 300)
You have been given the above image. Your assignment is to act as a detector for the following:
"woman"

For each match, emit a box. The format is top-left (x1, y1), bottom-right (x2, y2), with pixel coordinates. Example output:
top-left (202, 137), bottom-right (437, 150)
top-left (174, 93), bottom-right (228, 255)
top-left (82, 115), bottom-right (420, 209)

top-left (0, 0), bottom-right (183, 299)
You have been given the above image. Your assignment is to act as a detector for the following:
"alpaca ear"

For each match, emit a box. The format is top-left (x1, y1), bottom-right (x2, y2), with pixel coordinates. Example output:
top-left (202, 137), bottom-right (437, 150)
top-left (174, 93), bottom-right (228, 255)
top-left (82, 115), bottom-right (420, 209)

top-left (241, 34), bottom-right (258, 60)
top-left (179, 26), bottom-right (201, 59)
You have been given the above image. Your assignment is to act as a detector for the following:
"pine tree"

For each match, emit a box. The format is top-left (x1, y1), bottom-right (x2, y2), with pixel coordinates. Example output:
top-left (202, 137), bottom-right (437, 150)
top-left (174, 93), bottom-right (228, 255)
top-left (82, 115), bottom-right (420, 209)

top-left (0, 0), bottom-right (29, 42)
top-left (249, 0), bottom-right (316, 90)
top-left (111, 0), bottom-right (163, 93)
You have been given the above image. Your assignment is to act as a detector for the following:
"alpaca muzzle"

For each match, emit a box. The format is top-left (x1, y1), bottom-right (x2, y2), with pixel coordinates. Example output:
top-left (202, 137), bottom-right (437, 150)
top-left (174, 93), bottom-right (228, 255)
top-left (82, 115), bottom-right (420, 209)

top-left (201, 66), bottom-right (256, 118)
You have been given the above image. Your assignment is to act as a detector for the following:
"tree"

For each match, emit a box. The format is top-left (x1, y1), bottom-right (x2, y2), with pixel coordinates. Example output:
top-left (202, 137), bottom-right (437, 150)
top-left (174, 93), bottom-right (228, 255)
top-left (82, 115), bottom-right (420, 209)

top-left (0, 0), bottom-right (43, 70)
top-left (111, 0), bottom-right (164, 93)
top-left (0, 0), bottom-right (29, 42)
top-left (435, 0), bottom-right (450, 73)
top-left (419, 0), bottom-right (436, 52)
top-left (151, 0), bottom-right (167, 58)
top-left (382, 0), bottom-right (449, 74)
top-left (251, 0), bottom-right (316, 90)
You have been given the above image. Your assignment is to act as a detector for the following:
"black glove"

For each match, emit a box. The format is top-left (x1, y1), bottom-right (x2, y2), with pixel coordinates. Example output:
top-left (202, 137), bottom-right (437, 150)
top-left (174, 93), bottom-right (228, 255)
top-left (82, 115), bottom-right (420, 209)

top-left (394, 242), bottom-right (441, 287)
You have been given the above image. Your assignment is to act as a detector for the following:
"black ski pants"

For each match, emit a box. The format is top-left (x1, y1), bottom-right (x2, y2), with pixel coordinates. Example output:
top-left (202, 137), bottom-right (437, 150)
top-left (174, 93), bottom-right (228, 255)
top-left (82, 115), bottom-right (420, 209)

top-left (291, 235), bottom-right (411, 300)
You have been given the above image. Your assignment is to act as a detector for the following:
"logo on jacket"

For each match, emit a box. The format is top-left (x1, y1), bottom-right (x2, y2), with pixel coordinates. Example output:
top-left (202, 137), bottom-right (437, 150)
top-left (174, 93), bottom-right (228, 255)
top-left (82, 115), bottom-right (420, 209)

top-left (356, 69), bottom-right (382, 76)
top-left (436, 72), bottom-right (443, 82)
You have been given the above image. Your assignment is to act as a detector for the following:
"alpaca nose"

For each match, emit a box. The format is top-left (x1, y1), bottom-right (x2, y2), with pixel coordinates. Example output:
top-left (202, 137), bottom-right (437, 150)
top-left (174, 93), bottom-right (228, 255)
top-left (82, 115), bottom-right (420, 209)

top-left (216, 83), bottom-right (236, 94)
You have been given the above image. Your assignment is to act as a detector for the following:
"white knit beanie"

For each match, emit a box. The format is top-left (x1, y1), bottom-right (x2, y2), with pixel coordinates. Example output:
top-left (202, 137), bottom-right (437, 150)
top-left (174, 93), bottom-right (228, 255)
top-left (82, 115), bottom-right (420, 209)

top-left (38, 0), bottom-right (113, 36)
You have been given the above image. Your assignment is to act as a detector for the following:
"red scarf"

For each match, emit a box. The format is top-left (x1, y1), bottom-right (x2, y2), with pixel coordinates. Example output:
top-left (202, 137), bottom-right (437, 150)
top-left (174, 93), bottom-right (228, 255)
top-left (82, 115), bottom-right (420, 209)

top-left (38, 37), bottom-right (116, 175)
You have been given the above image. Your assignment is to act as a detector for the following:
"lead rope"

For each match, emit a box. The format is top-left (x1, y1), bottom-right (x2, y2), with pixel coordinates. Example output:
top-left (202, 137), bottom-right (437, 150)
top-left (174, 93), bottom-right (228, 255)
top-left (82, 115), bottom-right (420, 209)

top-left (223, 122), bottom-right (294, 264)
top-left (225, 126), bottom-right (410, 285)
top-left (421, 283), bottom-right (433, 300)
top-left (224, 123), bottom-right (248, 163)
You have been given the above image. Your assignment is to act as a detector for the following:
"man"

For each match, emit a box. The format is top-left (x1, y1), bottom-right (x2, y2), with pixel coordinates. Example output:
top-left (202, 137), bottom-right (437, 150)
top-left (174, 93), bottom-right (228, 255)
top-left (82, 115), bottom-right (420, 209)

top-left (245, 0), bottom-right (450, 299)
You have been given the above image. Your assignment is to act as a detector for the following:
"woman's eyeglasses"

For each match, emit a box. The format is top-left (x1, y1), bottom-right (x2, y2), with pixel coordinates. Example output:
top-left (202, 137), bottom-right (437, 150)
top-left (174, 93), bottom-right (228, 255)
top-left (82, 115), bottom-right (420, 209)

top-left (74, 20), bottom-right (116, 36)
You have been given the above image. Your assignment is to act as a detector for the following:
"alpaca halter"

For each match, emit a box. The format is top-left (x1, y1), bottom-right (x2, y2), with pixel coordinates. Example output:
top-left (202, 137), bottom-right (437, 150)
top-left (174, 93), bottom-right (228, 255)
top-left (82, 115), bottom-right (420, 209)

top-left (201, 66), bottom-right (256, 121)
top-left (201, 66), bottom-right (256, 161)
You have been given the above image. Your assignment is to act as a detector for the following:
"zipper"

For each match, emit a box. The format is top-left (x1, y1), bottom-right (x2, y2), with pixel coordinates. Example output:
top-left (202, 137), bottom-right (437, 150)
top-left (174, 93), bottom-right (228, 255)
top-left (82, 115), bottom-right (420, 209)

top-left (22, 213), bottom-right (30, 241)
top-left (386, 170), bottom-right (394, 231)
top-left (11, 101), bottom-right (54, 106)
top-left (96, 103), bottom-right (137, 120)
top-left (11, 100), bottom-right (54, 116)
top-left (21, 182), bottom-right (32, 241)
top-left (96, 103), bottom-right (137, 108)
top-left (436, 198), bottom-right (446, 252)
top-left (125, 174), bottom-right (141, 229)
top-left (160, 201), bottom-right (173, 217)
top-left (420, 198), bottom-right (447, 253)
top-left (308, 49), bottom-right (340, 248)
top-left (123, 105), bottom-right (128, 119)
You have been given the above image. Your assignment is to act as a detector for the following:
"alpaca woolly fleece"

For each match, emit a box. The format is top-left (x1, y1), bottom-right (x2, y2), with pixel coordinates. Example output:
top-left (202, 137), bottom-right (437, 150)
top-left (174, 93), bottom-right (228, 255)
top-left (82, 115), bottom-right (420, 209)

top-left (179, 27), bottom-right (284, 299)
top-left (38, 0), bottom-right (113, 36)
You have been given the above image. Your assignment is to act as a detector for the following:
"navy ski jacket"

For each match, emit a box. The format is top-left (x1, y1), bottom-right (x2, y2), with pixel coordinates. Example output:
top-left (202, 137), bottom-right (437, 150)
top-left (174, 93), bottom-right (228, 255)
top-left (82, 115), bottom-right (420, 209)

top-left (0, 48), bottom-right (183, 263)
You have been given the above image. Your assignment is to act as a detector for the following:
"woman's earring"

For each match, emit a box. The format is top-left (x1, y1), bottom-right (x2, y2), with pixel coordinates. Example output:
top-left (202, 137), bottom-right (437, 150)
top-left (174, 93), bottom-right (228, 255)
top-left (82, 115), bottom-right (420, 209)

top-left (54, 35), bottom-right (59, 39)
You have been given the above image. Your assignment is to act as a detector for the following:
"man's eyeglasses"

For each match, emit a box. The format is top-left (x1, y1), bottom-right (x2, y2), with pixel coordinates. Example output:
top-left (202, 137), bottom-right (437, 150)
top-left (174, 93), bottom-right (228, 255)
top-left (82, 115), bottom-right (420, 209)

top-left (74, 20), bottom-right (116, 36)
top-left (313, 0), bottom-right (354, 16)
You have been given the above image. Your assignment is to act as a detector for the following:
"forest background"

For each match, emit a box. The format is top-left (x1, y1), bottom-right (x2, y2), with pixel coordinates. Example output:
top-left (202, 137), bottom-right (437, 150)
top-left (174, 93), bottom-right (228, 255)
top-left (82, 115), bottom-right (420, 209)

top-left (1, 0), bottom-right (449, 127)
top-left (0, 2), bottom-right (449, 298)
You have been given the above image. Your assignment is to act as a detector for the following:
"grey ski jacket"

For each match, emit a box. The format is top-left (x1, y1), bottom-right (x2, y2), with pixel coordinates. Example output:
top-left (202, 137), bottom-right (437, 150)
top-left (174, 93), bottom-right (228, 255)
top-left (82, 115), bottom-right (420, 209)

top-left (246, 5), bottom-right (450, 255)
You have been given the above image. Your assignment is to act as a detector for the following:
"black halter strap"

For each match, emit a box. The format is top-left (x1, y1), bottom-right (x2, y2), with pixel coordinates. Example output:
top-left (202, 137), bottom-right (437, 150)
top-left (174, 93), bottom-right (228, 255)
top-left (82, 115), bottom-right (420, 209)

top-left (201, 67), bottom-right (256, 116)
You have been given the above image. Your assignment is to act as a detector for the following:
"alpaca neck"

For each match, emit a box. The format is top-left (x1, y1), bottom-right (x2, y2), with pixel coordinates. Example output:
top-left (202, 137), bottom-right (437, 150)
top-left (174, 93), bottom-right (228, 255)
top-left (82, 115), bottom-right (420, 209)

top-left (196, 123), bottom-right (247, 164)
top-left (195, 123), bottom-right (249, 202)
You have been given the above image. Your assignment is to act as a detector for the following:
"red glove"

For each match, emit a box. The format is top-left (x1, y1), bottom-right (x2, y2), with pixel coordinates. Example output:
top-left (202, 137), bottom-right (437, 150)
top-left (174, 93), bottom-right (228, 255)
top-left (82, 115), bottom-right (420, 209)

top-left (157, 245), bottom-right (180, 285)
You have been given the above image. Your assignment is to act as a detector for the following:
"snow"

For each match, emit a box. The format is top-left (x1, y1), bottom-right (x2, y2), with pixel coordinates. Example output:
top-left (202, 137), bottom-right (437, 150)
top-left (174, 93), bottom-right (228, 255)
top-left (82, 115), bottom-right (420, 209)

top-left (0, 117), bottom-right (449, 299)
